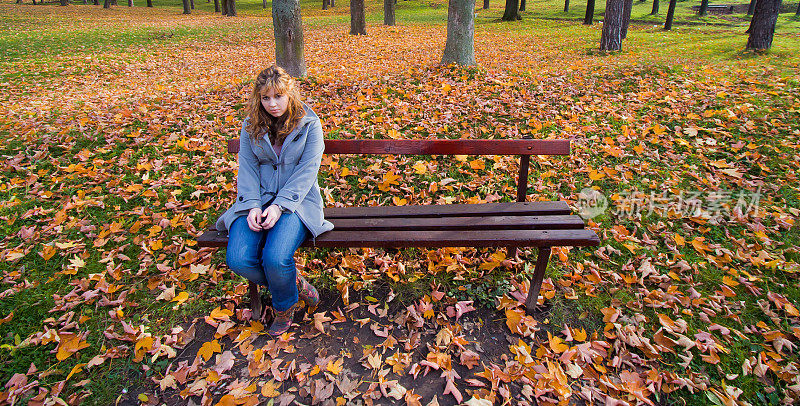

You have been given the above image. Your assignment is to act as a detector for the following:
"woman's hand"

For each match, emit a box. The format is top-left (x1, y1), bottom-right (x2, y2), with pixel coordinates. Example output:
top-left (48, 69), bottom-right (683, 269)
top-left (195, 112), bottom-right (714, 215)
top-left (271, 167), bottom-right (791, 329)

top-left (260, 205), bottom-right (283, 230)
top-left (247, 207), bottom-right (264, 232)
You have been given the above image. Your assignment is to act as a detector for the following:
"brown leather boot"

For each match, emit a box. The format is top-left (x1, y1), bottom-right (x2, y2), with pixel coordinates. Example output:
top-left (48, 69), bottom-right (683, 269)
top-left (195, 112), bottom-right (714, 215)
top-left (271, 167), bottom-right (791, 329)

top-left (296, 274), bottom-right (319, 310)
top-left (268, 303), bottom-right (297, 336)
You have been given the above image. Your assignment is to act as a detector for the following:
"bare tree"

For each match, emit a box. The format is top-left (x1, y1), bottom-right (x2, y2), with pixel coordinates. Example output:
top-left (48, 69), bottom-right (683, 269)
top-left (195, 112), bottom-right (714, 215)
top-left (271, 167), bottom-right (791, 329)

top-left (748, 0), bottom-right (757, 14)
top-left (650, 0), bottom-right (659, 14)
top-left (104, 0), bottom-right (111, 8)
top-left (274, 0), bottom-right (306, 77)
top-left (502, 0), bottom-right (521, 20)
top-left (585, 0), bottom-right (596, 24)
top-left (441, 0), bottom-right (476, 65)
top-left (699, 0), bottom-right (709, 15)
top-left (227, 0), bottom-right (236, 15)
top-left (746, 0), bottom-right (781, 51)
top-left (600, 0), bottom-right (624, 51)
top-left (323, 0), bottom-right (329, 8)
top-left (384, 0), bottom-right (396, 25)
top-left (213, 0), bottom-right (219, 11)
top-left (483, 0), bottom-right (489, 9)
top-left (350, 0), bottom-right (366, 34)
top-left (146, 0), bottom-right (152, 7)
top-left (664, 0), bottom-right (677, 30)
top-left (182, 0), bottom-right (191, 13)
top-left (520, 0), bottom-right (526, 11)
top-left (564, 0), bottom-right (570, 12)
top-left (621, 0), bottom-right (632, 39)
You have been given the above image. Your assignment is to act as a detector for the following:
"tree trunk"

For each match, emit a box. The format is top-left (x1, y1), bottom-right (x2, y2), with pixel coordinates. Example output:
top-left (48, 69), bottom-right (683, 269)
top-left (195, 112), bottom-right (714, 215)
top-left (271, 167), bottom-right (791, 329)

top-left (699, 0), bottom-right (709, 15)
top-left (502, 0), bottom-right (521, 20)
top-left (60, 0), bottom-right (68, 5)
top-left (214, 0), bottom-right (219, 11)
top-left (228, 0), bottom-right (236, 15)
top-left (182, 0), bottom-right (191, 13)
top-left (746, 0), bottom-right (781, 50)
top-left (263, 0), bottom-right (266, 8)
top-left (274, 0), bottom-right (307, 77)
top-left (747, 0), bottom-right (757, 14)
top-left (323, 0), bottom-right (329, 9)
top-left (664, 0), bottom-right (677, 30)
top-left (103, 0), bottom-right (110, 8)
top-left (483, 0), bottom-right (489, 8)
top-left (93, 0), bottom-right (99, 5)
top-left (650, 0), bottom-right (658, 14)
top-left (146, 0), bottom-right (152, 6)
top-left (564, 0), bottom-right (570, 12)
top-left (584, 0), bottom-right (595, 24)
top-left (796, 0), bottom-right (800, 16)
top-left (441, 0), bottom-right (477, 65)
top-left (350, 0), bottom-right (366, 34)
top-left (621, 0), bottom-right (632, 39)
top-left (221, 0), bottom-right (228, 14)
top-left (519, 0), bottom-right (526, 11)
top-left (190, 0), bottom-right (195, 9)
top-left (600, 0), bottom-right (624, 51)
top-left (127, 0), bottom-right (133, 6)
top-left (331, 0), bottom-right (334, 6)
top-left (384, 0), bottom-right (395, 24)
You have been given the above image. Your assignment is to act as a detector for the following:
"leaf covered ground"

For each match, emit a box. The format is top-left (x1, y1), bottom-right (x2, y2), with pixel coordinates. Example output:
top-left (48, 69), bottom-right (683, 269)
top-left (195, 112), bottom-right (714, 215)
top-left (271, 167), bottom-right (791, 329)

top-left (1, 1), bottom-right (800, 405)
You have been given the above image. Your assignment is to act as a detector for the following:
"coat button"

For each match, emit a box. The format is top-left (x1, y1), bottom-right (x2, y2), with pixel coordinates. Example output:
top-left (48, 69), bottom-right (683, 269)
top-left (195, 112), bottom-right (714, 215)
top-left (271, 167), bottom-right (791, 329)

top-left (292, 194), bottom-right (299, 200)
top-left (239, 196), bottom-right (243, 201)
top-left (273, 164), bottom-right (277, 170)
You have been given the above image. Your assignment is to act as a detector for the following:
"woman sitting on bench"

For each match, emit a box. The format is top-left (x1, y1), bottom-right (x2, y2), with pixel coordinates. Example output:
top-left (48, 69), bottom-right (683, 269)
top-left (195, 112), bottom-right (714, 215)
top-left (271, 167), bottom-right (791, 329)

top-left (215, 65), bottom-right (334, 336)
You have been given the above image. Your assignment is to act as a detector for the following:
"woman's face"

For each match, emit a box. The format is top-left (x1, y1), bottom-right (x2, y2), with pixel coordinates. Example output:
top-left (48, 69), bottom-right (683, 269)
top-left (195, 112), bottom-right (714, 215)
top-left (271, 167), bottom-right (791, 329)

top-left (261, 88), bottom-right (289, 118)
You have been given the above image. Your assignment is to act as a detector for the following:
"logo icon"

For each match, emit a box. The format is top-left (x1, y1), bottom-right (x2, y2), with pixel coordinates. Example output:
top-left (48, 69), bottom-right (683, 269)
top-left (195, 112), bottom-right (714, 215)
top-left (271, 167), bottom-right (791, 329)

top-left (577, 188), bottom-right (608, 219)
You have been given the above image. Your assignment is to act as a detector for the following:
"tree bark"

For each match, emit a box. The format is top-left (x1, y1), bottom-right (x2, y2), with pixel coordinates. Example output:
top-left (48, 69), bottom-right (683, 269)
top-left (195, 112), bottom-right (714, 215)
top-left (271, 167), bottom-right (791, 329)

top-left (441, 0), bottom-right (477, 65)
top-left (331, 0), bottom-right (334, 6)
top-left (221, 0), bottom-right (228, 14)
top-left (350, 0), bottom-right (366, 34)
top-left (146, 0), bottom-right (152, 6)
top-left (127, 0), bottom-right (133, 6)
top-left (214, 0), bottom-right (219, 11)
top-left (650, 0), bottom-right (659, 14)
top-left (796, 0), bottom-right (800, 16)
top-left (621, 0), bottom-right (632, 39)
top-left (699, 0), bottom-right (709, 15)
top-left (182, 0), bottom-right (191, 13)
top-left (584, 0), bottom-right (595, 24)
top-left (190, 0), bottom-right (195, 9)
top-left (103, 0), bottom-right (111, 8)
top-left (483, 0), bottom-right (489, 8)
top-left (384, 0), bottom-right (396, 25)
top-left (323, 0), bottom-right (329, 9)
top-left (60, 0), bottom-right (68, 5)
top-left (227, 0), bottom-right (236, 15)
top-left (747, 0), bottom-right (757, 14)
top-left (746, 0), bottom-right (781, 50)
top-left (564, 0), bottom-right (570, 12)
top-left (600, 0), bottom-right (624, 51)
top-left (664, 0), bottom-right (677, 30)
top-left (263, 0), bottom-right (267, 8)
top-left (274, 0), bottom-right (307, 77)
top-left (93, 0), bottom-right (99, 5)
top-left (519, 0), bottom-right (526, 11)
top-left (502, 0), bottom-right (521, 20)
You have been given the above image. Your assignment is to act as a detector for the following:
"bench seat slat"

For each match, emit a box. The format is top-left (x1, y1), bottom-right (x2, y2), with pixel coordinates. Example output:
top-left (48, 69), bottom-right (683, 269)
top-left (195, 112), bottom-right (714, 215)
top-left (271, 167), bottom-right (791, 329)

top-left (227, 139), bottom-right (570, 155)
top-left (324, 201), bottom-right (571, 219)
top-left (197, 229), bottom-right (600, 249)
top-left (309, 229), bottom-right (599, 248)
top-left (331, 215), bottom-right (586, 231)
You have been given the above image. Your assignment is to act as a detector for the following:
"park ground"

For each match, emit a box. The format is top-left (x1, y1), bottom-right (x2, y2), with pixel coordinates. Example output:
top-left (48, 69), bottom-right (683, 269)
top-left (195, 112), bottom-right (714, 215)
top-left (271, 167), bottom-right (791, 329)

top-left (1, 0), bottom-right (800, 404)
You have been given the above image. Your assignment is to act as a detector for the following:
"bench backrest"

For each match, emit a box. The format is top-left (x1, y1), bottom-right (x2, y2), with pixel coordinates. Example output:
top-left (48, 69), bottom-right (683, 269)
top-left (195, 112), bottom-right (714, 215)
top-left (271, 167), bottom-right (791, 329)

top-left (226, 139), bottom-right (570, 203)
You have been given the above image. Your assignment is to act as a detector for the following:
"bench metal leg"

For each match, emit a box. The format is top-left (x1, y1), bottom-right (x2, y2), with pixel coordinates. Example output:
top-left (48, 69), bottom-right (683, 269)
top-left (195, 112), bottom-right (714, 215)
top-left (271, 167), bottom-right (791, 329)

top-left (249, 281), bottom-right (262, 321)
top-left (524, 246), bottom-right (551, 314)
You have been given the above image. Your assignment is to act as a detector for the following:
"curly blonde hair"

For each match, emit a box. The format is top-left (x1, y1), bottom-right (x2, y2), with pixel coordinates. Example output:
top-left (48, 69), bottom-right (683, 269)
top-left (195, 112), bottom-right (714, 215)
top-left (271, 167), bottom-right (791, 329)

top-left (245, 65), bottom-right (306, 145)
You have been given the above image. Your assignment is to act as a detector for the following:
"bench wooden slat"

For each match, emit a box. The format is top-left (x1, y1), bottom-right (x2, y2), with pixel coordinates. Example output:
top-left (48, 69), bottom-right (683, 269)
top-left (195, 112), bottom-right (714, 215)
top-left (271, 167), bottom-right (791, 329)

top-left (309, 229), bottom-right (599, 248)
top-left (227, 139), bottom-right (570, 156)
top-left (331, 215), bottom-right (586, 231)
top-left (198, 228), bottom-right (600, 249)
top-left (324, 201), bottom-right (572, 219)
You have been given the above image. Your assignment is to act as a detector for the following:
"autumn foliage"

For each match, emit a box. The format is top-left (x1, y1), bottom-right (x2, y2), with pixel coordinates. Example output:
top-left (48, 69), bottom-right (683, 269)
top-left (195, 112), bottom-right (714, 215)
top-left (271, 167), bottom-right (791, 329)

top-left (0, 2), bottom-right (799, 406)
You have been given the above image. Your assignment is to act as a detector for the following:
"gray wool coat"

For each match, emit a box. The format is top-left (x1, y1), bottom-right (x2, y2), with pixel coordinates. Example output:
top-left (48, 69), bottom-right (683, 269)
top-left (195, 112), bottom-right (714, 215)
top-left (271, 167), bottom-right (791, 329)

top-left (215, 104), bottom-right (334, 239)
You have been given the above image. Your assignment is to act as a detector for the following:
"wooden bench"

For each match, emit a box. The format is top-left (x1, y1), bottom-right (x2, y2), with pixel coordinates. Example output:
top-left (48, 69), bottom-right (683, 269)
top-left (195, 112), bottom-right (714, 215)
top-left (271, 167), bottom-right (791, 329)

top-left (198, 139), bottom-right (600, 315)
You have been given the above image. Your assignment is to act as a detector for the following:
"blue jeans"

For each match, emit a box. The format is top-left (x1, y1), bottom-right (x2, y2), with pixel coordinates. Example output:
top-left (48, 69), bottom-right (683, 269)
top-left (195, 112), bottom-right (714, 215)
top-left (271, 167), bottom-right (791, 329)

top-left (225, 208), bottom-right (310, 312)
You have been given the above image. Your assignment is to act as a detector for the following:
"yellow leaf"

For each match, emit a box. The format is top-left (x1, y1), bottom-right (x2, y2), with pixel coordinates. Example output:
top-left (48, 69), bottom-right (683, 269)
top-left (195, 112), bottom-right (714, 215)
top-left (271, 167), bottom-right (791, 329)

top-left (150, 239), bottom-right (163, 251)
top-left (138, 394), bottom-right (149, 402)
top-left (589, 170), bottom-right (605, 181)
top-left (722, 276), bottom-right (739, 287)
top-left (56, 333), bottom-right (90, 361)
top-left (66, 363), bottom-right (86, 381)
top-left (469, 160), bottom-right (485, 171)
top-left (198, 340), bottom-right (222, 362)
top-left (573, 328), bottom-right (587, 342)
top-left (549, 334), bottom-right (569, 353)
top-left (171, 291), bottom-right (189, 305)
top-left (392, 196), bottom-right (408, 206)
top-left (412, 161), bottom-right (427, 174)
top-left (134, 336), bottom-right (154, 363)
top-left (674, 234), bottom-right (685, 246)
top-left (327, 358), bottom-right (344, 375)
top-left (261, 379), bottom-right (280, 398)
